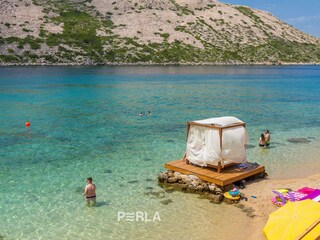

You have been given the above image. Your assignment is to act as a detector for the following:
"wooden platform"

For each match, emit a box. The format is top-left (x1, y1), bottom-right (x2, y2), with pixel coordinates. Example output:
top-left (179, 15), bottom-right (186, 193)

top-left (165, 160), bottom-right (265, 186)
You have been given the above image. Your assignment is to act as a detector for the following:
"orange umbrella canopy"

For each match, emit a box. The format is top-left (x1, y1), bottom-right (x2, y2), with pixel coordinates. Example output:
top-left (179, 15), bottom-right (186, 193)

top-left (263, 200), bottom-right (320, 240)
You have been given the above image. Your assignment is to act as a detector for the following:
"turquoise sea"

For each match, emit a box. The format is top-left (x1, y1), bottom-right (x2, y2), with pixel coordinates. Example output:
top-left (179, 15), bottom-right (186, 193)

top-left (0, 66), bottom-right (320, 240)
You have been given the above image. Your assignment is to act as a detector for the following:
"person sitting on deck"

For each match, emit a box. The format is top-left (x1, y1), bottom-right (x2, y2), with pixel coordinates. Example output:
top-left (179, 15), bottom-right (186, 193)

top-left (259, 133), bottom-right (266, 147)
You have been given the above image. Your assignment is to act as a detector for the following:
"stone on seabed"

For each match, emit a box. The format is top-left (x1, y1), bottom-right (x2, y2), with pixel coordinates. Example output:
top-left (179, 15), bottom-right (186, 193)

top-left (210, 194), bottom-right (223, 204)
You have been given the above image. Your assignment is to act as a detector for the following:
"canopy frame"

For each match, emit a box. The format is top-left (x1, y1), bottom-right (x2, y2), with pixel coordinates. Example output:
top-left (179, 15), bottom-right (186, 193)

top-left (186, 120), bottom-right (246, 173)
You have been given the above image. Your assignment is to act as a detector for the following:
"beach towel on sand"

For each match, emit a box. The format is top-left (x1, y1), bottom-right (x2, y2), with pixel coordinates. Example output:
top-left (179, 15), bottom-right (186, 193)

top-left (301, 189), bottom-right (320, 202)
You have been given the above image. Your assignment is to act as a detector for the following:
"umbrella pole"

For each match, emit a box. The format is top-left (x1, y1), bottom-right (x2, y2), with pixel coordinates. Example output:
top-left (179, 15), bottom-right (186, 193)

top-left (296, 218), bottom-right (320, 240)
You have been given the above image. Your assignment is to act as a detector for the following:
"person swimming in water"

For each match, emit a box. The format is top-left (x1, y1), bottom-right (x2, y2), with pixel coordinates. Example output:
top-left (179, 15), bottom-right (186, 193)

top-left (139, 112), bottom-right (144, 117)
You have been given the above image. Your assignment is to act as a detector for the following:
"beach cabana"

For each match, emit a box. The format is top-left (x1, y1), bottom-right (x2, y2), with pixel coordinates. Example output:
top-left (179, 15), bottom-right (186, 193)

top-left (185, 116), bottom-right (248, 172)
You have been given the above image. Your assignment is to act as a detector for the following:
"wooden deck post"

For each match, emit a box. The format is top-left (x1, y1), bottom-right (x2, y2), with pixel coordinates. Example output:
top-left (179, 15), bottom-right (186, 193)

top-left (186, 122), bottom-right (190, 142)
top-left (218, 162), bottom-right (222, 173)
top-left (218, 128), bottom-right (223, 173)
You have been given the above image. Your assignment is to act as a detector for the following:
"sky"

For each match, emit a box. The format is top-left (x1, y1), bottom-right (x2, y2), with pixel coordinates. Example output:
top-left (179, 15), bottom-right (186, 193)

top-left (221, 0), bottom-right (320, 38)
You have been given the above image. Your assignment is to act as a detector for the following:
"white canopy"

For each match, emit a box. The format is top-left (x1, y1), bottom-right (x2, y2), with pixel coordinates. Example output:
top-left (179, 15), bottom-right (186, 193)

top-left (186, 116), bottom-right (248, 168)
top-left (193, 116), bottom-right (244, 127)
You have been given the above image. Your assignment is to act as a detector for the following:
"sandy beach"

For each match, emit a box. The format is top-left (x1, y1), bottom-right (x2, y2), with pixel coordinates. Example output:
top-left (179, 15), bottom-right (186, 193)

top-left (237, 173), bottom-right (320, 240)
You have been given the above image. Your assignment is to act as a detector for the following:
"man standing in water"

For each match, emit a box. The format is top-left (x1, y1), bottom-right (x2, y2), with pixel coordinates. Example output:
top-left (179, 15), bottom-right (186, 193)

top-left (83, 177), bottom-right (96, 205)
top-left (265, 130), bottom-right (270, 147)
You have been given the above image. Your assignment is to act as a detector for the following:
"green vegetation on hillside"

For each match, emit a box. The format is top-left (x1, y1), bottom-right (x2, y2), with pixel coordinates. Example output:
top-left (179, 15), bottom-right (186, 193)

top-left (235, 6), bottom-right (263, 24)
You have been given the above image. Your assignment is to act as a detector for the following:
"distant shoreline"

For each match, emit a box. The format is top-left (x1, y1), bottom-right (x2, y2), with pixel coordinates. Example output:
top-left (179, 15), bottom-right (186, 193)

top-left (0, 62), bottom-right (319, 67)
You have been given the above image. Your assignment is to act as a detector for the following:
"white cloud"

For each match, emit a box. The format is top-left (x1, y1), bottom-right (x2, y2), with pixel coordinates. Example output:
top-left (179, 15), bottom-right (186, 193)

top-left (286, 15), bottom-right (320, 23)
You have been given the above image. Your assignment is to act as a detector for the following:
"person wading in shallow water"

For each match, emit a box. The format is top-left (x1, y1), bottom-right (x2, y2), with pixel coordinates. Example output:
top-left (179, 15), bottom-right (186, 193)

top-left (259, 133), bottom-right (266, 147)
top-left (83, 177), bottom-right (96, 206)
top-left (264, 130), bottom-right (270, 147)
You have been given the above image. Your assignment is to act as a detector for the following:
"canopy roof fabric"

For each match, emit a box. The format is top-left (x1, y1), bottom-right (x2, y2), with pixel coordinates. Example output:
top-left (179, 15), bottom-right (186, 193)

top-left (186, 116), bottom-right (248, 168)
top-left (192, 116), bottom-right (244, 127)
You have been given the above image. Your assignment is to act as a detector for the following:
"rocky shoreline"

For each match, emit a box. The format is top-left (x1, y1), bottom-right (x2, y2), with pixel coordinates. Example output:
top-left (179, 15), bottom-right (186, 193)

top-left (0, 62), bottom-right (319, 67)
top-left (158, 170), bottom-right (266, 204)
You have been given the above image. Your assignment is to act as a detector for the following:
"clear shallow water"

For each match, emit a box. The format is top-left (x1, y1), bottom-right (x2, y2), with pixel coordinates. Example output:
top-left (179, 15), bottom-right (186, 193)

top-left (0, 65), bottom-right (320, 239)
